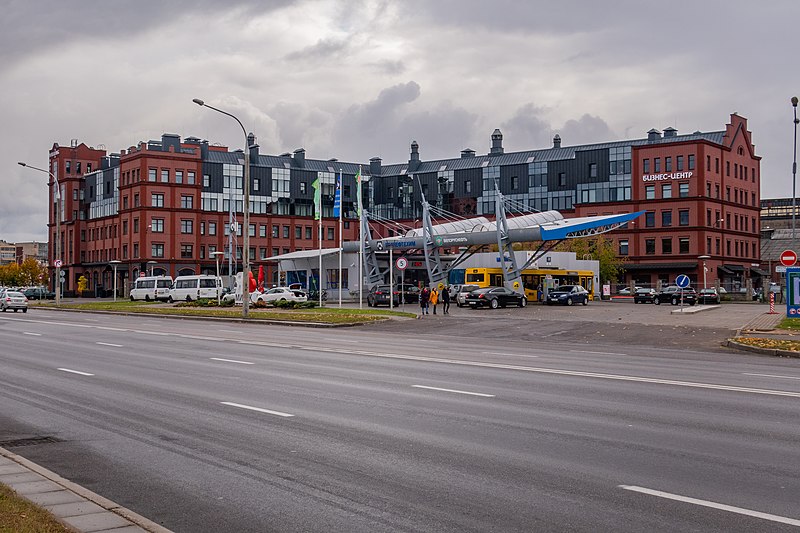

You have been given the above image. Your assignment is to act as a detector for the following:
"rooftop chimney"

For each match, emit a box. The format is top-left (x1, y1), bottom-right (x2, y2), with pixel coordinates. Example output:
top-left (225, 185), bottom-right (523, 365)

top-left (647, 128), bottom-right (662, 141)
top-left (248, 133), bottom-right (259, 161)
top-left (461, 148), bottom-right (476, 158)
top-left (370, 157), bottom-right (382, 176)
top-left (552, 134), bottom-right (561, 149)
top-left (490, 129), bottom-right (504, 155)
top-left (663, 127), bottom-right (678, 138)
top-left (293, 148), bottom-right (305, 167)
top-left (408, 141), bottom-right (420, 172)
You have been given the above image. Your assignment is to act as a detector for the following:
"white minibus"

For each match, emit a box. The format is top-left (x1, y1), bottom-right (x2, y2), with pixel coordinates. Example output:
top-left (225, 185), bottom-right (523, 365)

top-left (169, 275), bottom-right (222, 302)
top-left (130, 276), bottom-right (173, 301)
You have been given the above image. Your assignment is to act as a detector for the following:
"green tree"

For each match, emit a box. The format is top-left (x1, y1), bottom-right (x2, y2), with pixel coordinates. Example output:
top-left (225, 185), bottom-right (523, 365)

top-left (18, 258), bottom-right (48, 287)
top-left (0, 263), bottom-right (21, 286)
top-left (555, 236), bottom-right (626, 284)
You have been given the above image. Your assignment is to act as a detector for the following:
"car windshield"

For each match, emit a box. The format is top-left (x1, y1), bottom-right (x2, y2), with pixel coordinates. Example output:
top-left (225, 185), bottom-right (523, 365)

top-left (7, 292), bottom-right (23, 297)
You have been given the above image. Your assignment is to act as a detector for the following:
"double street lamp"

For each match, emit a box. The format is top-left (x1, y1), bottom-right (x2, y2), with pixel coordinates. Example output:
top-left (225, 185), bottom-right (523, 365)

top-left (18, 161), bottom-right (61, 306)
top-left (193, 98), bottom-right (252, 318)
top-left (698, 255), bottom-right (710, 290)
top-left (792, 96), bottom-right (799, 252)
top-left (211, 251), bottom-right (225, 306)
top-left (109, 260), bottom-right (121, 302)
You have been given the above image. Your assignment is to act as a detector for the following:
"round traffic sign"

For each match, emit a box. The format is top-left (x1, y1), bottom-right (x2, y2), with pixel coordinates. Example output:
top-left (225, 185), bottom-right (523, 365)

top-left (53, 259), bottom-right (63, 268)
top-left (675, 274), bottom-right (690, 288)
top-left (395, 257), bottom-right (408, 270)
top-left (780, 249), bottom-right (797, 267)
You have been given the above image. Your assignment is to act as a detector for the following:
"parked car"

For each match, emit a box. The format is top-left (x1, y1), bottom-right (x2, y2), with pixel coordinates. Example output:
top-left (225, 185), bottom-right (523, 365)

top-left (698, 288), bottom-right (721, 305)
top-left (23, 287), bottom-right (55, 300)
top-left (252, 287), bottom-right (308, 304)
top-left (546, 285), bottom-right (590, 306)
top-left (465, 286), bottom-right (526, 309)
top-left (1, 291), bottom-right (28, 313)
top-left (455, 284), bottom-right (480, 307)
top-left (654, 286), bottom-right (697, 306)
top-left (367, 285), bottom-right (401, 307)
top-left (633, 287), bottom-right (657, 304)
top-left (618, 286), bottom-right (642, 295)
top-left (397, 284), bottom-right (420, 303)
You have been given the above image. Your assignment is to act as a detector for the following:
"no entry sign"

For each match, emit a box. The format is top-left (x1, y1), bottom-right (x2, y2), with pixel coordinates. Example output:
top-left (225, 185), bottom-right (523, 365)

top-left (780, 250), bottom-right (797, 267)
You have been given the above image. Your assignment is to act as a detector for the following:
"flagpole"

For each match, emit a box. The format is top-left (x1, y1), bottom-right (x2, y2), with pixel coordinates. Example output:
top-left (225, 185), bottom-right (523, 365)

top-left (338, 169), bottom-right (343, 308)
top-left (357, 166), bottom-right (364, 309)
top-left (319, 215), bottom-right (323, 308)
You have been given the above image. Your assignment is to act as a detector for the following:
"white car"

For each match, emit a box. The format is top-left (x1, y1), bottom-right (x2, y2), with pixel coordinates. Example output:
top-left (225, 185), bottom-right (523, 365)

top-left (252, 287), bottom-right (308, 304)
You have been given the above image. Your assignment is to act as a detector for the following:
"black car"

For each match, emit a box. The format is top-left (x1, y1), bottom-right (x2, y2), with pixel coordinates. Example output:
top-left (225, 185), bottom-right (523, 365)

top-left (546, 285), bottom-right (589, 306)
top-left (697, 288), bottom-right (721, 305)
top-left (367, 285), bottom-right (401, 307)
top-left (397, 284), bottom-right (420, 303)
top-left (465, 287), bottom-right (527, 309)
top-left (653, 286), bottom-right (697, 306)
top-left (633, 287), bottom-right (657, 304)
top-left (23, 287), bottom-right (55, 300)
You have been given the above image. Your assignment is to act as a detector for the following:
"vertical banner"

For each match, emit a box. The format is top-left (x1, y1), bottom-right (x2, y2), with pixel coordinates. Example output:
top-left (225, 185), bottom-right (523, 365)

top-left (786, 267), bottom-right (800, 316)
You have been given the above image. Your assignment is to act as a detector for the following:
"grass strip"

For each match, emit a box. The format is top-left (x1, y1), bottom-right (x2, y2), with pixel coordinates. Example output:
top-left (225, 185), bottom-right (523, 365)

top-left (735, 337), bottom-right (800, 352)
top-left (0, 483), bottom-right (75, 532)
top-left (778, 318), bottom-right (800, 331)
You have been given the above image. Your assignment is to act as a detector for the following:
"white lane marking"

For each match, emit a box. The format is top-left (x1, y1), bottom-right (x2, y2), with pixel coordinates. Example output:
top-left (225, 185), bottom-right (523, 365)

top-left (482, 351), bottom-right (538, 358)
top-left (220, 402), bottom-right (294, 418)
top-left (218, 329), bottom-right (239, 333)
top-left (743, 373), bottom-right (800, 381)
top-left (210, 357), bottom-right (255, 365)
top-left (57, 368), bottom-right (94, 376)
top-left (570, 350), bottom-right (625, 356)
top-left (412, 385), bottom-right (495, 397)
top-left (96, 342), bottom-right (123, 348)
top-left (6, 315), bottom-right (800, 399)
top-left (619, 485), bottom-right (800, 527)
top-left (23, 332), bottom-right (42, 336)
top-left (541, 330), bottom-right (567, 338)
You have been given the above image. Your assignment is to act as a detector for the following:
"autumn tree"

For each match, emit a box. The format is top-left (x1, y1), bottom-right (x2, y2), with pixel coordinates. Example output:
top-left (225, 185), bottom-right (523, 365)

top-left (18, 258), bottom-right (49, 287)
top-left (554, 235), bottom-right (626, 284)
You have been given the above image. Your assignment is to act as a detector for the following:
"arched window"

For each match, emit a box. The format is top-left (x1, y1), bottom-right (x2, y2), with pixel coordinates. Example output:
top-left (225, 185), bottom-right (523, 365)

top-left (178, 267), bottom-right (195, 276)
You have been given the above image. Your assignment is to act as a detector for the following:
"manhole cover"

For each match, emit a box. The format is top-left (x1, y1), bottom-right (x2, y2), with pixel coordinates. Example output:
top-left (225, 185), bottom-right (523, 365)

top-left (0, 436), bottom-right (63, 448)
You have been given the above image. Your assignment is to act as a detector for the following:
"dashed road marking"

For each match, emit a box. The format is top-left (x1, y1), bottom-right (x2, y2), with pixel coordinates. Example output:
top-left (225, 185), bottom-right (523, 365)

top-left (412, 385), bottom-right (495, 397)
top-left (220, 402), bottom-right (293, 418)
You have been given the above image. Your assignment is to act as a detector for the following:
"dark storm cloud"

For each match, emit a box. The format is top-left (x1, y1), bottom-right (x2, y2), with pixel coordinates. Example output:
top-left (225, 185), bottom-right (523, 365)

top-left (0, 0), bottom-right (292, 71)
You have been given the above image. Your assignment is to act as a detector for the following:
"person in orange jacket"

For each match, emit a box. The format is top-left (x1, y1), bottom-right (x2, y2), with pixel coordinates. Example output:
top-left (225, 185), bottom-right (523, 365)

top-left (430, 286), bottom-right (439, 314)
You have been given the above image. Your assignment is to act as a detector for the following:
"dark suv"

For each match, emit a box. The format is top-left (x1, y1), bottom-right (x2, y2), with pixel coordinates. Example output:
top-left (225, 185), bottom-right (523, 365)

top-left (367, 285), bottom-right (401, 307)
top-left (654, 285), bottom-right (697, 306)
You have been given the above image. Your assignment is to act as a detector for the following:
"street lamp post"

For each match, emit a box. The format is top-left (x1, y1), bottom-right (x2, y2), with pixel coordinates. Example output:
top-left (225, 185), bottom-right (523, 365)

top-left (147, 260), bottom-right (157, 277)
top-left (109, 260), bottom-right (121, 302)
top-left (211, 251), bottom-right (224, 306)
top-left (18, 162), bottom-right (60, 306)
top-left (698, 255), bottom-right (710, 290)
top-left (193, 98), bottom-right (251, 318)
top-left (792, 96), bottom-right (799, 252)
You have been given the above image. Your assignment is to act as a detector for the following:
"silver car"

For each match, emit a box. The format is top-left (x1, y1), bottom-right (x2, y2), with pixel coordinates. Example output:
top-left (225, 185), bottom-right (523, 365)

top-left (1, 291), bottom-right (28, 313)
top-left (455, 284), bottom-right (480, 307)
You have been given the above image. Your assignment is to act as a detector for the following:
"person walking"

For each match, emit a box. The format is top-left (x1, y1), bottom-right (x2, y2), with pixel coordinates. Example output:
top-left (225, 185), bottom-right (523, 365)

top-left (442, 285), bottom-right (451, 314)
top-left (419, 286), bottom-right (430, 315)
top-left (430, 286), bottom-right (439, 314)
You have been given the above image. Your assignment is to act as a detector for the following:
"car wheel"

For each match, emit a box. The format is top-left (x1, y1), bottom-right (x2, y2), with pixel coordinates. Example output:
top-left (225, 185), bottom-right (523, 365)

top-left (566, 297), bottom-right (573, 306)
top-left (634, 299), bottom-right (639, 304)
top-left (654, 298), bottom-right (661, 305)
top-left (23, 308), bottom-right (27, 313)
top-left (1, 307), bottom-right (5, 312)
top-left (145, 295), bottom-right (151, 302)
top-left (519, 298), bottom-right (527, 308)
top-left (167, 296), bottom-right (173, 303)
top-left (186, 295), bottom-right (192, 302)
top-left (13, 309), bottom-right (18, 312)
top-left (130, 296), bottom-right (135, 302)
top-left (672, 297), bottom-right (678, 305)
top-left (582, 297), bottom-right (588, 306)
top-left (490, 298), bottom-right (499, 309)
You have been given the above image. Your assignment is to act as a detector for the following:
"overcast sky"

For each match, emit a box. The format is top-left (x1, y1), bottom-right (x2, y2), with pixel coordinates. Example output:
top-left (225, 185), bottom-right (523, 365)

top-left (2, 0), bottom-right (797, 242)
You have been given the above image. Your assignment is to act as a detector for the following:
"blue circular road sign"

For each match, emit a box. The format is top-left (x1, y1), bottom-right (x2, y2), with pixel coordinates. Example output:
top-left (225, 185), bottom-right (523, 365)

top-left (675, 274), bottom-right (690, 288)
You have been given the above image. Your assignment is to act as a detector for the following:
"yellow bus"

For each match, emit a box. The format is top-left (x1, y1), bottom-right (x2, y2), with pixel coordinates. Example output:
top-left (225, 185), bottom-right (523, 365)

top-left (463, 267), bottom-right (596, 301)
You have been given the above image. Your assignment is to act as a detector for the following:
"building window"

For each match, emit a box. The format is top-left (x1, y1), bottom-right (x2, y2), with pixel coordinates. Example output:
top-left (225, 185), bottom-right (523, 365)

top-left (665, 157), bottom-right (672, 172)
top-left (181, 195), bottom-right (193, 209)
top-left (679, 238), bottom-right (690, 254)
top-left (151, 218), bottom-right (164, 233)
top-left (203, 175), bottom-right (210, 187)
top-left (662, 184), bottom-right (672, 199)
top-left (272, 225), bottom-right (279, 238)
top-left (619, 240), bottom-right (629, 256)
top-left (707, 155), bottom-right (711, 171)
top-left (248, 224), bottom-right (255, 237)
top-left (175, 170), bottom-right (183, 184)
top-left (134, 193), bottom-right (140, 207)
top-left (148, 168), bottom-right (156, 182)
top-left (677, 156), bottom-right (684, 171)
top-left (133, 218), bottom-right (139, 233)
top-left (511, 176), bottom-right (519, 189)
top-left (300, 182), bottom-right (307, 194)
top-left (654, 158), bottom-right (661, 173)
top-left (662, 238), bottom-right (672, 254)
top-left (679, 183), bottom-right (689, 198)
top-left (706, 182), bottom-right (711, 197)
top-left (645, 212), bottom-right (655, 227)
top-left (181, 220), bottom-right (193, 234)
top-left (726, 161), bottom-right (730, 176)
top-left (715, 184), bottom-right (720, 199)
top-left (181, 244), bottom-right (193, 259)
top-left (259, 225), bottom-right (267, 238)
top-left (253, 178), bottom-right (260, 191)
top-left (645, 239), bottom-right (656, 255)
top-left (161, 169), bottom-right (169, 183)
top-left (662, 210), bottom-right (672, 227)
top-left (688, 154), bottom-right (696, 170)
top-left (465, 180), bottom-right (472, 193)
top-left (295, 226), bottom-right (302, 239)
top-left (152, 243), bottom-right (164, 258)
top-left (200, 222), bottom-right (205, 235)
top-left (283, 226), bottom-right (290, 238)
top-left (327, 227), bottom-right (335, 240)
top-left (388, 186), bottom-right (394, 199)
top-left (260, 248), bottom-right (267, 260)
top-left (679, 209), bottom-right (690, 226)
top-left (643, 159), bottom-right (650, 174)
top-left (151, 193), bottom-right (164, 207)
top-left (122, 221), bottom-right (128, 235)
top-left (645, 186), bottom-right (655, 200)
top-left (188, 171), bottom-right (195, 185)
top-left (305, 226), bottom-right (312, 239)
top-left (133, 243), bottom-right (139, 258)
top-left (726, 187), bottom-right (731, 201)
top-left (707, 237), bottom-right (712, 254)
top-left (715, 158), bottom-right (720, 173)
top-left (249, 247), bottom-right (256, 261)
top-left (558, 172), bottom-right (566, 186)
top-left (209, 222), bottom-right (217, 235)
top-left (589, 163), bottom-right (597, 178)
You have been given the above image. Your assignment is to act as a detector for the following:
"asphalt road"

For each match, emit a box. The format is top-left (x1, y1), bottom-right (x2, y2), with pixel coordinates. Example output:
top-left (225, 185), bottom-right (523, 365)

top-left (1, 308), bottom-right (799, 532)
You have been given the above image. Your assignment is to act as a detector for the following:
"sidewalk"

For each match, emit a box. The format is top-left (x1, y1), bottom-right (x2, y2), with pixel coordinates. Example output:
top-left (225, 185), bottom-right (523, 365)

top-left (0, 447), bottom-right (171, 533)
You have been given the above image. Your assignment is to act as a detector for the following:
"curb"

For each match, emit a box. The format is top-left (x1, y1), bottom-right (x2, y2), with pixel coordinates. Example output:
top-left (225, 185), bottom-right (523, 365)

top-left (723, 339), bottom-right (800, 359)
top-left (0, 447), bottom-right (172, 532)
